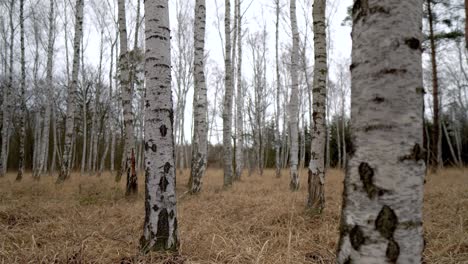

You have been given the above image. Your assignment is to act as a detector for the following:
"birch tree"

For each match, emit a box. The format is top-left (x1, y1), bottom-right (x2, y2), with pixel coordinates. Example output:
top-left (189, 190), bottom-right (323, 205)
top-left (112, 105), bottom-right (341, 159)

top-left (289, 0), bottom-right (300, 191)
top-left (118, 0), bottom-right (137, 195)
top-left (189, 0), bottom-right (208, 193)
top-left (16, 0), bottom-right (26, 181)
top-left (57, 0), bottom-right (84, 183)
top-left (141, 0), bottom-right (179, 252)
top-left (223, 0), bottom-right (234, 186)
top-left (234, 0), bottom-right (243, 181)
top-left (336, 1), bottom-right (425, 262)
top-left (274, 0), bottom-right (281, 178)
top-left (307, 0), bottom-right (327, 211)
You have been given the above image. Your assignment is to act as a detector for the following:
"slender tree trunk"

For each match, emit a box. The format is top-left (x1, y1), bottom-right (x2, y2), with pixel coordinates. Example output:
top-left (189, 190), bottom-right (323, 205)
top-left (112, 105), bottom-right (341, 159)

top-left (234, 0), bottom-right (244, 181)
top-left (189, 0), bottom-right (208, 193)
top-left (51, 107), bottom-right (58, 175)
top-left (81, 93), bottom-right (87, 175)
top-left (342, 114), bottom-right (347, 168)
top-left (118, 0), bottom-right (137, 195)
top-left (427, 0), bottom-right (441, 170)
top-left (336, 1), bottom-right (425, 262)
top-left (57, 0), bottom-right (84, 183)
top-left (141, 0), bottom-right (179, 252)
top-left (16, 0), bottom-right (26, 181)
top-left (336, 118), bottom-right (342, 169)
top-left (289, 0), bottom-right (300, 191)
top-left (275, 0), bottom-right (281, 178)
top-left (465, 0), bottom-right (468, 49)
top-left (307, 0), bottom-right (326, 211)
top-left (223, 0), bottom-right (234, 186)
top-left (442, 121), bottom-right (459, 166)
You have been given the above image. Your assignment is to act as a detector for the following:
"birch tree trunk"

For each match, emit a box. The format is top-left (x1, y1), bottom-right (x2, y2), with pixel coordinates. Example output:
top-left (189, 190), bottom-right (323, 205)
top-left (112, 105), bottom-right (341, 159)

top-left (16, 0), bottom-right (26, 181)
top-left (57, 0), bottom-right (84, 183)
top-left (307, 0), bottom-right (327, 211)
top-left (336, 118), bottom-right (342, 169)
top-left (442, 121), bottom-right (460, 166)
top-left (234, 0), bottom-right (244, 181)
top-left (275, 0), bottom-right (281, 178)
top-left (189, 0), bottom-right (208, 194)
top-left (427, 0), bottom-right (441, 170)
top-left (118, 0), bottom-right (137, 195)
top-left (141, 0), bottom-right (179, 252)
top-left (289, 0), bottom-right (300, 191)
top-left (223, 0), bottom-right (234, 186)
top-left (336, 1), bottom-right (425, 262)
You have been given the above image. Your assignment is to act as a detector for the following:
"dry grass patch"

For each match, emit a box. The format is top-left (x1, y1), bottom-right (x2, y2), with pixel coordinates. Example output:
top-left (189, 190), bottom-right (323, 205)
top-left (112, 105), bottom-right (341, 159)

top-left (0, 168), bottom-right (466, 263)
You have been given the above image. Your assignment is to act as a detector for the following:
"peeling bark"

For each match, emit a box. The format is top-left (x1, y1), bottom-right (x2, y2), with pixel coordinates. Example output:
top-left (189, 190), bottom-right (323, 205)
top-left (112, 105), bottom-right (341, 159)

top-left (118, 0), bottom-right (137, 195)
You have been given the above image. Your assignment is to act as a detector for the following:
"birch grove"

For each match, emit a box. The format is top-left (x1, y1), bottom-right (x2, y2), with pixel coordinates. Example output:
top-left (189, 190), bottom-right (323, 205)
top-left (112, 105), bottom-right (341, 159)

top-left (0, 0), bottom-right (467, 261)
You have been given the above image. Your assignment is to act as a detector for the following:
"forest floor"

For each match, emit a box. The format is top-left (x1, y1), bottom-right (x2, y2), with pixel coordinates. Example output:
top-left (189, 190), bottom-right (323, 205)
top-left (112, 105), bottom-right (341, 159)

top-left (0, 168), bottom-right (467, 264)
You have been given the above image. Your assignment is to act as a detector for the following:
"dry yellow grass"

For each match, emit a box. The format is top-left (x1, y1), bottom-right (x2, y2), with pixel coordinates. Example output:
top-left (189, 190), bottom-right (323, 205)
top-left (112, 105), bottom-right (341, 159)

top-left (0, 168), bottom-right (467, 263)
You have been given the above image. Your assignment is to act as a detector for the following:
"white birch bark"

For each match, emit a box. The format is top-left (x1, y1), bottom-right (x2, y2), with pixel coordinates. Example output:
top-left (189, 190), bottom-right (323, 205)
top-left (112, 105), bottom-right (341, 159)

top-left (234, 0), bottom-right (244, 181)
top-left (118, 0), bottom-right (137, 195)
top-left (57, 0), bottom-right (84, 182)
top-left (307, 0), bottom-right (327, 211)
top-left (223, 0), bottom-right (234, 186)
top-left (337, 1), bottom-right (425, 262)
top-left (274, 0), bottom-right (281, 178)
top-left (141, 0), bottom-right (179, 252)
top-left (189, 0), bottom-right (208, 193)
top-left (16, 0), bottom-right (26, 181)
top-left (289, 0), bottom-right (300, 191)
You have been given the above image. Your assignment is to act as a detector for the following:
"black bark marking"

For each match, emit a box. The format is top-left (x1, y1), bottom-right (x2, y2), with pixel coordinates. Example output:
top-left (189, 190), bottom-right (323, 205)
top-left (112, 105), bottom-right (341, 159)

top-left (164, 162), bottom-right (171, 173)
top-left (154, 208), bottom-right (169, 250)
top-left (416, 87), bottom-right (426, 95)
top-left (375, 205), bottom-right (398, 239)
top-left (378, 68), bottom-right (407, 76)
top-left (352, 0), bottom-right (368, 22)
top-left (349, 225), bottom-right (365, 250)
top-left (399, 144), bottom-right (425, 162)
top-left (386, 239), bottom-right (400, 263)
top-left (169, 210), bottom-right (174, 219)
top-left (405, 38), bottom-right (421, 50)
top-left (152, 205), bottom-right (159, 212)
top-left (159, 125), bottom-right (168, 137)
top-left (364, 124), bottom-right (393, 132)
top-left (151, 144), bottom-right (157, 152)
top-left (159, 176), bottom-right (169, 192)
top-left (359, 162), bottom-right (377, 199)
top-left (344, 257), bottom-right (351, 264)
top-left (373, 96), bottom-right (385, 103)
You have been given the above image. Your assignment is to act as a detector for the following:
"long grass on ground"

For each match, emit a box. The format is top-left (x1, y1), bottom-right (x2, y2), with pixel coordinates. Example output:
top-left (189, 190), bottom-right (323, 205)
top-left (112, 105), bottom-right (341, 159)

top-left (0, 168), bottom-right (467, 263)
